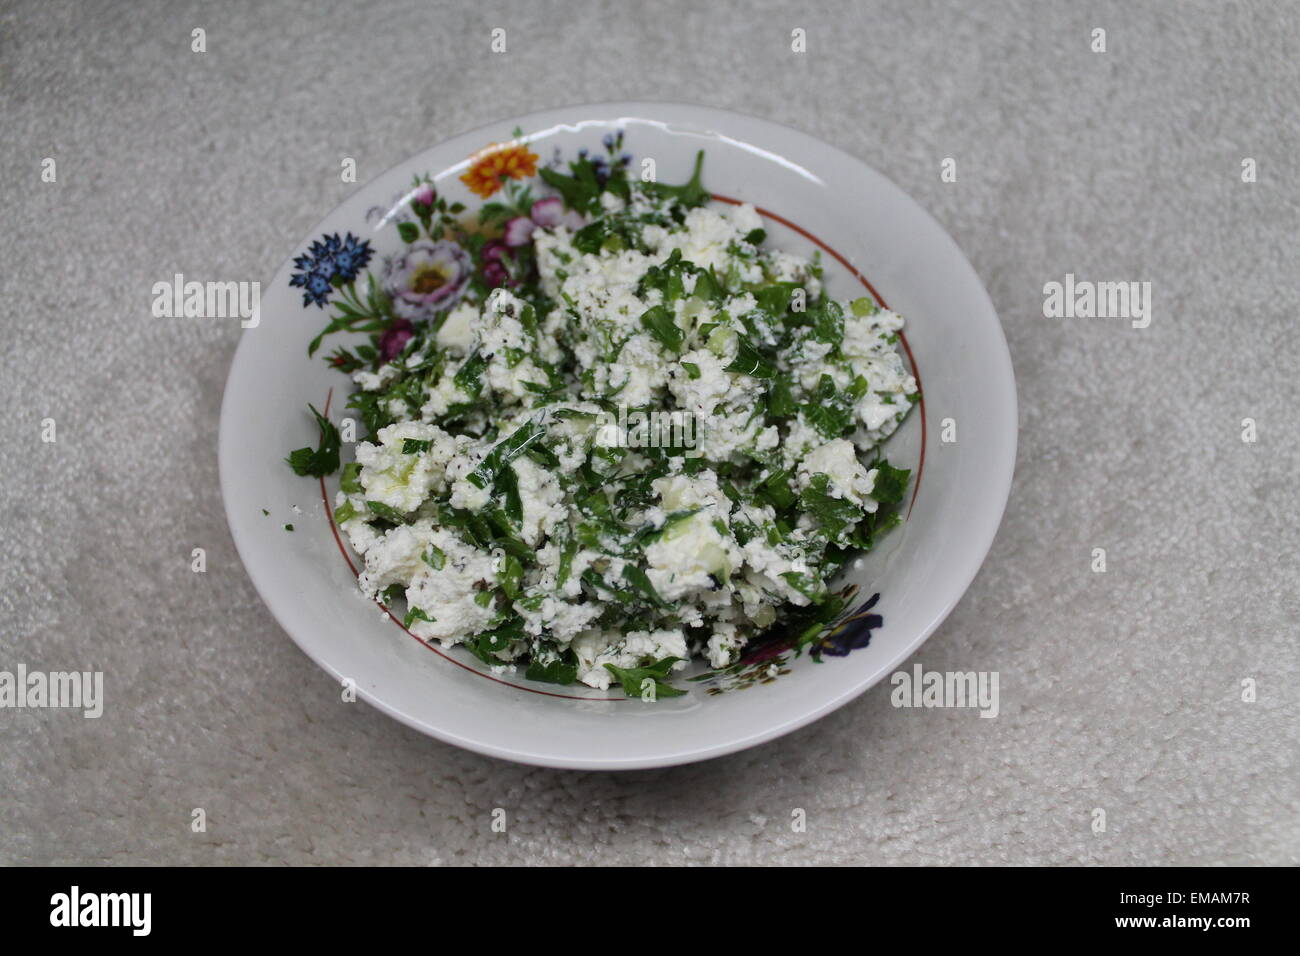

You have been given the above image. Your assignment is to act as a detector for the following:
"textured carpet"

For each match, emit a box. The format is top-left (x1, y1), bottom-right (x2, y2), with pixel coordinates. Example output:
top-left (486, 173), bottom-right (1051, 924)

top-left (0, 0), bottom-right (1295, 865)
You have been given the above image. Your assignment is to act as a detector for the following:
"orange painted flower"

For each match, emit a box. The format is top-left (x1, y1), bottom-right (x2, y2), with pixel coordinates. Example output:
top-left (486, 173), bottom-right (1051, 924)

top-left (460, 142), bottom-right (539, 198)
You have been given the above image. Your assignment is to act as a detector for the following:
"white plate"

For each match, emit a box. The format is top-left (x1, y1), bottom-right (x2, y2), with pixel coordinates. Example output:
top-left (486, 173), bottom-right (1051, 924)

top-left (219, 102), bottom-right (1016, 769)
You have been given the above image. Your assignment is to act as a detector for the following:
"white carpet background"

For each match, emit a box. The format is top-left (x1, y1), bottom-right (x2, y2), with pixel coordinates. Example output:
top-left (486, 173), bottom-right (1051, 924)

top-left (0, 0), bottom-right (1295, 865)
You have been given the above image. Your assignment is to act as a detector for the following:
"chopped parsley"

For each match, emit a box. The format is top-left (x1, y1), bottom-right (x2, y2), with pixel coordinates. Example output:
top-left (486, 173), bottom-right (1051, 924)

top-left (285, 405), bottom-right (340, 478)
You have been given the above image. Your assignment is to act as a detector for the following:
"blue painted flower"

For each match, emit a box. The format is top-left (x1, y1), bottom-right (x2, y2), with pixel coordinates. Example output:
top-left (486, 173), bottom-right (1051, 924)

top-left (577, 136), bottom-right (631, 187)
top-left (330, 233), bottom-right (373, 280)
top-left (289, 232), bottom-right (374, 308)
top-left (302, 270), bottom-right (332, 305)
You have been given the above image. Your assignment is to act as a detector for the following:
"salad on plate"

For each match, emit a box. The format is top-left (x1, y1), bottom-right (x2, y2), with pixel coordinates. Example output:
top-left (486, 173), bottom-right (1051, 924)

top-left (285, 135), bottom-right (917, 699)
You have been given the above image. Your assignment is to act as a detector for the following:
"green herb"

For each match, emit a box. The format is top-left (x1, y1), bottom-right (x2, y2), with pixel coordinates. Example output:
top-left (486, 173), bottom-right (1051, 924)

top-left (725, 335), bottom-right (776, 378)
top-left (634, 508), bottom-right (703, 546)
top-left (638, 249), bottom-right (699, 307)
top-left (802, 375), bottom-right (854, 438)
top-left (340, 462), bottom-right (363, 494)
top-left (758, 468), bottom-right (796, 511)
top-left (639, 304), bottom-right (684, 353)
top-left (870, 460), bottom-right (911, 505)
top-left (497, 552), bottom-right (525, 600)
top-left (467, 418), bottom-right (547, 491)
top-left (571, 220), bottom-right (608, 255)
top-left (497, 461), bottom-right (523, 524)
top-left (518, 303), bottom-right (539, 337)
top-left (403, 607), bottom-right (434, 628)
top-left (344, 390), bottom-right (388, 441)
top-left (622, 564), bottom-right (670, 609)
top-left (539, 157), bottom-right (605, 216)
top-left (604, 656), bottom-right (687, 699)
top-left (808, 299), bottom-right (845, 346)
top-left (454, 347), bottom-right (489, 397)
top-left (691, 267), bottom-right (726, 304)
top-left (767, 375), bottom-right (798, 418)
top-left (333, 500), bottom-right (357, 524)
top-left (526, 648), bottom-right (579, 685)
top-left (365, 500), bottom-right (409, 524)
top-left (465, 616), bottom-right (525, 664)
top-left (644, 150), bottom-right (709, 209)
top-left (283, 523), bottom-right (294, 532)
top-left (556, 534), bottom-right (578, 589)
top-left (855, 506), bottom-right (903, 553)
top-left (285, 404), bottom-right (340, 477)
top-left (780, 570), bottom-right (826, 601)
top-left (754, 282), bottom-right (798, 317)
top-left (798, 473), bottom-right (864, 545)
top-left (402, 438), bottom-right (433, 454)
top-left (580, 568), bottom-right (627, 602)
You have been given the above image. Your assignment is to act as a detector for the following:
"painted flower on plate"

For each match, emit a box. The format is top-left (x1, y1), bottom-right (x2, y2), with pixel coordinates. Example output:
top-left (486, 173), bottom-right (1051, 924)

top-left (412, 184), bottom-right (436, 208)
top-left (460, 142), bottom-right (539, 199)
top-left (289, 232), bottom-right (374, 308)
top-left (382, 239), bottom-right (471, 319)
top-left (378, 318), bottom-right (415, 362)
top-left (480, 239), bottom-right (511, 289)
top-left (816, 593), bottom-right (882, 657)
top-left (503, 197), bottom-right (585, 247)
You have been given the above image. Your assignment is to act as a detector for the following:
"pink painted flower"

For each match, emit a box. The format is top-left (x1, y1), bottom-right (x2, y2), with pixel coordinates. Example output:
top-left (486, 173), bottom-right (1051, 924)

top-left (529, 196), bottom-right (566, 227)
top-left (480, 239), bottom-right (511, 288)
top-left (378, 319), bottom-right (414, 361)
top-left (503, 216), bottom-right (537, 247)
top-left (412, 184), bottom-right (436, 207)
top-left (382, 239), bottom-right (471, 319)
top-left (503, 197), bottom-right (586, 248)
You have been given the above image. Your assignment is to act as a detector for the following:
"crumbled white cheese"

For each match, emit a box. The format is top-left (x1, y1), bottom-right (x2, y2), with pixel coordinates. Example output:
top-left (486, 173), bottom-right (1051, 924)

top-left (796, 438), bottom-right (879, 510)
top-left (572, 629), bottom-right (689, 690)
top-left (435, 301), bottom-right (479, 355)
top-left (355, 422), bottom-right (462, 513)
